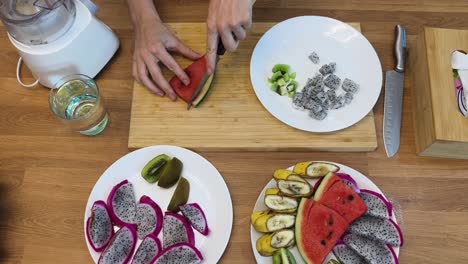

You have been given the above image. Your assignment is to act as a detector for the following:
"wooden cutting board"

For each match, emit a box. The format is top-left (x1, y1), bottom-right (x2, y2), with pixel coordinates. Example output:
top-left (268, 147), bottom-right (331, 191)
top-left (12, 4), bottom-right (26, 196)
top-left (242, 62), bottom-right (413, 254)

top-left (129, 22), bottom-right (378, 151)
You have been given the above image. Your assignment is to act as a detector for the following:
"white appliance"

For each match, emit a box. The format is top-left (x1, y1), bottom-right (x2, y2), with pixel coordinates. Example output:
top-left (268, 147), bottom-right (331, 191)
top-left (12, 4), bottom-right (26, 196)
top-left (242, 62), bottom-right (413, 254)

top-left (0, 0), bottom-right (119, 88)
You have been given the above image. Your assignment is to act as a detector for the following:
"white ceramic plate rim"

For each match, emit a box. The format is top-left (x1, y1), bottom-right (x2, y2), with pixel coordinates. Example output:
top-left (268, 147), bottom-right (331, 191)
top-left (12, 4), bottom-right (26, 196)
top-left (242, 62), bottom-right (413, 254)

top-left (84, 145), bottom-right (233, 264)
top-left (250, 161), bottom-right (400, 263)
top-left (250, 16), bottom-right (383, 132)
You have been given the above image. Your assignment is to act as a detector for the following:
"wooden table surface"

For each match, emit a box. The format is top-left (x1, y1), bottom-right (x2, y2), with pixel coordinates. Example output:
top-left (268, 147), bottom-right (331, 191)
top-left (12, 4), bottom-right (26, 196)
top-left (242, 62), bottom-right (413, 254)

top-left (1, 0), bottom-right (468, 263)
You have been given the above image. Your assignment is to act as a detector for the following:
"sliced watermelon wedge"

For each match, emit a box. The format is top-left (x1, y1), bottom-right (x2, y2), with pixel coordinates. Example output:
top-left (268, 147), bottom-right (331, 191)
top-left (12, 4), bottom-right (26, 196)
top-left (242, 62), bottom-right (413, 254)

top-left (295, 198), bottom-right (348, 264)
top-left (314, 174), bottom-right (367, 224)
top-left (170, 56), bottom-right (214, 106)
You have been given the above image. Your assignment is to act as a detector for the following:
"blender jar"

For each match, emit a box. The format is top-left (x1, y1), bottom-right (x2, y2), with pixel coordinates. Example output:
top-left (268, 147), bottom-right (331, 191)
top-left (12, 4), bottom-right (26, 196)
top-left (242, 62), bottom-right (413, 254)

top-left (0, 0), bottom-right (76, 45)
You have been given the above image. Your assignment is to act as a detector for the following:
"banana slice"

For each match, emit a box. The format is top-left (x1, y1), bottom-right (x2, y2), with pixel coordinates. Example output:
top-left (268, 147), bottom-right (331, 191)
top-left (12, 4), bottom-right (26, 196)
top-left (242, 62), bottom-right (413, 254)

top-left (286, 175), bottom-right (307, 183)
top-left (264, 195), bottom-right (298, 213)
top-left (265, 188), bottom-right (281, 195)
top-left (270, 229), bottom-right (295, 248)
top-left (251, 210), bottom-right (270, 225)
top-left (277, 180), bottom-right (312, 198)
top-left (273, 169), bottom-right (294, 180)
top-left (256, 229), bottom-right (295, 256)
top-left (253, 213), bottom-right (295, 233)
top-left (273, 169), bottom-right (307, 183)
top-left (293, 162), bottom-right (340, 178)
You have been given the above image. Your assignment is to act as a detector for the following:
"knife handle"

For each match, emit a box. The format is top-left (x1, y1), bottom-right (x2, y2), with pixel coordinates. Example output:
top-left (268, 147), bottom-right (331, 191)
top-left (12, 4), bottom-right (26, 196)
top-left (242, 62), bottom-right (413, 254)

top-left (217, 38), bottom-right (226, 56)
top-left (394, 25), bottom-right (406, 73)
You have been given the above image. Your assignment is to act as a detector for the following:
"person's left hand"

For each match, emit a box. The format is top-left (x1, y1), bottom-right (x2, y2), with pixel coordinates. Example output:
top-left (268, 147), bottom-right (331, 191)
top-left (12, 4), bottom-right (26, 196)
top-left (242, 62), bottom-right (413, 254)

top-left (206, 0), bottom-right (254, 74)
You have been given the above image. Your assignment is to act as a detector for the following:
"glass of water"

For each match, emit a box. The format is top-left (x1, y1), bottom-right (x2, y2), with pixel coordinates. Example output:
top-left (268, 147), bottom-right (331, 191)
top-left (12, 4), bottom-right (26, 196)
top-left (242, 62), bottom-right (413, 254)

top-left (49, 74), bottom-right (109, 136)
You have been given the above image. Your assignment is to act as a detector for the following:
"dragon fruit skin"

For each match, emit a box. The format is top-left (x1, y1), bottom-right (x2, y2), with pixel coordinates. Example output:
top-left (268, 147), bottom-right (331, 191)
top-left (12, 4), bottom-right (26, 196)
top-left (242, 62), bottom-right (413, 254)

top-left (86, 200), bottom-right (114, 252)
top-left (359, 189), bottom-right (393, 219)
top-left (343, 234), bottom-right (399, 264)
top-left (98, 224), bottom-right (138, 264)
top-left (151, 242), bottom-right (203, 264)
top-left (347, 215), bottom-right (403, 247)
top-left (131, 234), bottom-right (162, 264)
top-left (179, 203), bottom-right (209, 236)
top-left (336, 173), bottom-right (361, 194)
top-left (162, 212), bottom-right (195, 249)
top-left (333, 240), bottom-right (367, 264)
top-left (136, 196), bottom-right (163, 239)
top-left (107, 180), bottom-right (138, 227)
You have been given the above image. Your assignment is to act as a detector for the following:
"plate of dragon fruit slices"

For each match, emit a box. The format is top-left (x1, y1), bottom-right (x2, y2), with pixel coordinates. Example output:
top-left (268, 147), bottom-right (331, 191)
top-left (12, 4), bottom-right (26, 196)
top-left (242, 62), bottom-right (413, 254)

top-left (84, 145), bottom-right (233, 264)
top-left (250, 161), bottom-right (404, 264)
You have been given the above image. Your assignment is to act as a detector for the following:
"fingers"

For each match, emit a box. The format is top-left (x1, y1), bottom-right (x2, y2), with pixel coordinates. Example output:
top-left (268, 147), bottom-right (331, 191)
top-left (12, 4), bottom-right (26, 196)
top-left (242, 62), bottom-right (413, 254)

top-left (144, 56), bottom-right (177, 101)
top-left (219, 27), bottom-right (239, 52)
top-left (158, 49), bottom-right (190, 86)
top-left (169, 38), bottom-right (202, 61)
top-left (232, 26), bottom-right (247, 41)
top-left (137, 59), bottom-right (164, 97)
top-left (206, 23), bottom-right (219, 75)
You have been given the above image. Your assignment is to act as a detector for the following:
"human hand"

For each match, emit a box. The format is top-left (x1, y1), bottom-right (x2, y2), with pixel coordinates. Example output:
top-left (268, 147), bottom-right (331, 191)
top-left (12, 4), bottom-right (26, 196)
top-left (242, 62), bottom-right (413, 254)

top-left (206, 0), bottom-right (253, 74)
top-left (133, 18), bottom-right (202, 100)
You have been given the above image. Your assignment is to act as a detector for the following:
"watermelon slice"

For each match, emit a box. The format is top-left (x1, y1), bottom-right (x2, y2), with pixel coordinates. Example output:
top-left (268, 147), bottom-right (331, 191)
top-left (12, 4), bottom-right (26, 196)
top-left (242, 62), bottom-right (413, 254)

top-left (314, 174), bottom-right (367, 224)
top-left (169, 57), bottom-right (208, 103)
top-left (313, 172), bottom-right (341, 200)
top-left (295, 198), bottom-right (348, 264)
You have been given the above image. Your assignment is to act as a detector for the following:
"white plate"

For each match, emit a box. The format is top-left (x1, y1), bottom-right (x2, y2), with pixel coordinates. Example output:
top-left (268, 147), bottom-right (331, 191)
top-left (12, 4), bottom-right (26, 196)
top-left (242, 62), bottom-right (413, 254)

top-left (250, 162), bottom-right (400, 263)
top-left (250, 16), bottom-right (383, 132)
top-left (84, 145), bottom-right (233, 264)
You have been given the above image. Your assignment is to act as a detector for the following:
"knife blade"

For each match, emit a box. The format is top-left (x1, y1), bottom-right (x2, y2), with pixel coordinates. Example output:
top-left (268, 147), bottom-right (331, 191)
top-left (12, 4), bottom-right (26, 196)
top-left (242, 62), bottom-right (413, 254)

top-left (187, 39), bottom-right (226, 110)
top-left (383, 25), bottom-right (406, 157)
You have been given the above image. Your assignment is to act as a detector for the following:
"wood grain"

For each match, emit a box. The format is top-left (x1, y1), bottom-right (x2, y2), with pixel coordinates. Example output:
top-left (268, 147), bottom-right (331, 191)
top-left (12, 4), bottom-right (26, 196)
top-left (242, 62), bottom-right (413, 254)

top-left (1, 0), bottom-right (468, 263)
top-left (411, 27), bottom-right (468, 159)
top-left (129, 23), bottom-right (378, 152)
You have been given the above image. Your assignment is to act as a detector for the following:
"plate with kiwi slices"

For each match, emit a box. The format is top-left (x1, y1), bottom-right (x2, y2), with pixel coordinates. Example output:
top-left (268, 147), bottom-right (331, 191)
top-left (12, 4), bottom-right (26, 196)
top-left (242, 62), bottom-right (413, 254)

top-left (250, 16), bottom-right (383, 132)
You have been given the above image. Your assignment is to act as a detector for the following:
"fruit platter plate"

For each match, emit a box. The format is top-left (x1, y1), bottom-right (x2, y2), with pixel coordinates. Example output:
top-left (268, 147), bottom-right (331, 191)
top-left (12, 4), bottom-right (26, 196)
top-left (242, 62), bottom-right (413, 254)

top-left (250, 16), bottom-right (383, 132)
top-left (84, 145), bottom-right (233, 263)
top-left (250, 161), bottom-right (403, 264)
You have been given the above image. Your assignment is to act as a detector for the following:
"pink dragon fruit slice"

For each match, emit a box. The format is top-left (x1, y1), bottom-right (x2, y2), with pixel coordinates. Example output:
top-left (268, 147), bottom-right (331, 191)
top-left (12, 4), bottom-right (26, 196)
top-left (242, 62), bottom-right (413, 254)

top-left (151, 242), bottom-right (203, 264)
top-left (131, 234), bottom-right (162, 264)
top-left (347, 215), bottom-right (403, 247)
top-left (343, 234), bottom-right (399, 264)
top-left (333, 240), bottom-right (367, 264)
top-left (179, 203), bottom-right (209, 236)
top-left (336, 173), bottom-right (361, 194)
top-left (86, 200), bottom-right (114, 252)
top-left (99, 224), bottom-right (138, 264)
top-left (136, 196), bottom-right (163, 239)
top-left (107, 180), bottom-right (137, 227)
top-left (359, 189), bottom-right (393, 219)
top-left (162, 212), bottom-right (195, 249)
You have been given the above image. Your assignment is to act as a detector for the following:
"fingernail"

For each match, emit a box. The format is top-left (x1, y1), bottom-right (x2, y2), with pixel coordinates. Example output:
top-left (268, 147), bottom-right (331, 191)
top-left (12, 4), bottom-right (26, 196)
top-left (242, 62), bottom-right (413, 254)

top-left (156, 91), bottom-right (164, 96)
top-left (183, 79), bottom-right (190, 86)
top-left (170, 94), bottom-right (177, 101)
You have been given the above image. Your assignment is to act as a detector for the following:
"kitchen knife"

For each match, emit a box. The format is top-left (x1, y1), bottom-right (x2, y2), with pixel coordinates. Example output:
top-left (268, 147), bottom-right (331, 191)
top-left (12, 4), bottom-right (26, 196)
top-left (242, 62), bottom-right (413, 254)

top-left (383, 25), bottom-right (406, 157)
top-left (187, 39), bottom-right (226, 110)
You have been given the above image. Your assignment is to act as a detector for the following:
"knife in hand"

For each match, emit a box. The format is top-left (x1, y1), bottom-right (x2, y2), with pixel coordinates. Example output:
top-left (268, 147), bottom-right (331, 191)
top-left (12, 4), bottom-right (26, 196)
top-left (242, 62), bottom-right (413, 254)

top-left (187, 40), bottom-right (226, 110)
top-left (383, 25), bottom-right (406, 157)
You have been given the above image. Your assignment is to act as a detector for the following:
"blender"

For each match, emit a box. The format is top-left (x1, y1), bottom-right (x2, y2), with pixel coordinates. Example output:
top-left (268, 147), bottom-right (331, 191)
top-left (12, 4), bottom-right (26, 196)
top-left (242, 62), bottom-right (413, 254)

top-left (0, 0), bottom-right (119, 88)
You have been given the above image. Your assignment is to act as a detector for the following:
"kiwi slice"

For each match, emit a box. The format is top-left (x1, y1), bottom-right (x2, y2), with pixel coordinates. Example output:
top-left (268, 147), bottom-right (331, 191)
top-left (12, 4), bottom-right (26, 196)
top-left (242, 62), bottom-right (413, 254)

top-left (270, 83), bottom-right (279, 93)
top-left (270, 71), bottom-right (283, 82)
top-left (272, 64), bottom-right (290, 74)
top-left (141, 154), bottom-right (170, 183)
top-left (167, 177), bottom-right (190, 212)
top-left (273, 248), bottom-right (297, 264)
top-left (158, 157), bottom-right (183, 188)
top-left (277, 78), bottom-right (286, 86)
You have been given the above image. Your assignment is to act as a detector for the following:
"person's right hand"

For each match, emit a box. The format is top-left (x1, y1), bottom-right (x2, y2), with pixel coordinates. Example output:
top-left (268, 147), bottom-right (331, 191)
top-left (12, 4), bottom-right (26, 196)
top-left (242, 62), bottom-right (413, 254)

top-left (133, 18), bottom-right (201, 100)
